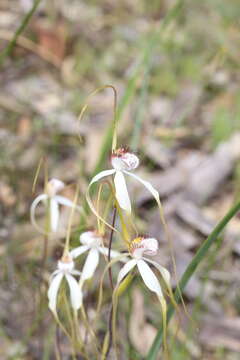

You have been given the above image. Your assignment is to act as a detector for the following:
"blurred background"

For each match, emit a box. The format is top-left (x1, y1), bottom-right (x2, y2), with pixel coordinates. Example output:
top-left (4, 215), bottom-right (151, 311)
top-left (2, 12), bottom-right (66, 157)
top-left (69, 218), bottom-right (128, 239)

top-left (0, 0), bottom-right (240, 359)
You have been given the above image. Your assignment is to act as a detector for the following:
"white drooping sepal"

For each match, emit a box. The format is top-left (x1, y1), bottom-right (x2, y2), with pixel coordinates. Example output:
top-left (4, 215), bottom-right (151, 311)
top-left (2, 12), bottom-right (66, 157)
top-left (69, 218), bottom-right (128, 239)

top-left (47, 254), bottom-right (82, 313)
top-left (137, 259), bottom-right (163, 297)
top-left (114, 171), bottom-right (131, 213)
top-left (80, 231), bottom-right (102, 247)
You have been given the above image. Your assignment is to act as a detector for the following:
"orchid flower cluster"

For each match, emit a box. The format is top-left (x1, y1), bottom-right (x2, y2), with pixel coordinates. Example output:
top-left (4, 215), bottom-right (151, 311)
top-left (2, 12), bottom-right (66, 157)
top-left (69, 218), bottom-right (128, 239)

top-left (31, 92), bottom-right (173, 357)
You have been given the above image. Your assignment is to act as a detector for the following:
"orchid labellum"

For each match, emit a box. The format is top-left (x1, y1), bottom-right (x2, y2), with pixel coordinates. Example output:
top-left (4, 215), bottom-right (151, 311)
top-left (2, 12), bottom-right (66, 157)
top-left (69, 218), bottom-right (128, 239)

top-left (117, 237), bottom-right (170, 297)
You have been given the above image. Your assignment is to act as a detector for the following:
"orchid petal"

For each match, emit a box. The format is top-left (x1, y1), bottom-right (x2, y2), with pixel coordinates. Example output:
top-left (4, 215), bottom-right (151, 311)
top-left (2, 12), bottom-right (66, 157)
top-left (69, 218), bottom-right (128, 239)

top-left (143, 257), bottom-right (171, 289)
top-left (114, 171), bottom-right (131, 213)
top-left (98, 247), bottom-right (122, 258)
top-left (50, 269), bottom-right (61, 281)
top-left (55, 195), bottom-right (81, 212)
top-left (48, 273), bottom-right (64, 313)
top-left (65, 274), bottom-right (82, 310)
top-left (117, 259), bottom-right (137, 284)
top-left (124, 171), bottom-right (160, 205)
top-left (50, 198), bottom-right (60, 232)
top-left (70, 270), bottom-right (82, 277)
top-left (70, 245), bottom-right (89, 259)
top-left (89, 169), bottom-right (116, 185)
top-left (137, 259), bottom-right (163, 297)
top-left (80, 248), bottom-right (100, 285)
top-left (30, 193), bottom-right (48, 234)
top-left (79, 231), bottom-right (99, 246)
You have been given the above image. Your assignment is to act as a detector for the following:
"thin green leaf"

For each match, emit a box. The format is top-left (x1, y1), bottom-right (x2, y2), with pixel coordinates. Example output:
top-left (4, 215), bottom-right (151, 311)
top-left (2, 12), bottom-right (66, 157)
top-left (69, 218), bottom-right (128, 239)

top-left (146, 200), bottom-right (240, 359)
top-left (0, 0), bottom-right (42, 66)
top-left (130, 0), bottom-right (185, 150)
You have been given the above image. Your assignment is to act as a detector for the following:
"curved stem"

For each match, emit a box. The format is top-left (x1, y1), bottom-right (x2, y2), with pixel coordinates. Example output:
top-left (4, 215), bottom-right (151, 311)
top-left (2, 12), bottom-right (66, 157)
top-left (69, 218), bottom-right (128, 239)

top-left (77, 85), bottom-right (118, 152)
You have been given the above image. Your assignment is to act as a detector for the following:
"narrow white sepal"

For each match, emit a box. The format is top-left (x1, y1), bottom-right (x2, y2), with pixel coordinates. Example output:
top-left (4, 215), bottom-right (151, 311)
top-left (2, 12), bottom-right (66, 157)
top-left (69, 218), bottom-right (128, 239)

top-left (65, 274), bottom-right (82, 310)
top-left (114, 171), bottom-right (131, 213)
top-left (50, 269), bottom-right (61, 281)
top-left (124, 171), bottom-right (160, 204)
top-left (117, 259), bottom-right (137, 284)
top-left (70, 270), bottom-right (82, 276)
top-left (87, 169), bottom-right (118, 232)
top-left (137, 259), bottom-right (163, 297)
top-left (48, 273), bottom-right (64, 313)
top-left (80, 248), bottom-right (100, 284)
top-left (54, 195), bottom-right (81, 212)
top-left (98, 247), bottom-right (123, 259)
top-left (89, 169), bottom-right (116, 186)
top-left (70, 245), bottom-right (89, 259)
top-left (143, 257), bottom-right (171, 288)
top-left (50, 198), bottom-right (60, 232)
top-left (30, 193), bottom-right (48, 233)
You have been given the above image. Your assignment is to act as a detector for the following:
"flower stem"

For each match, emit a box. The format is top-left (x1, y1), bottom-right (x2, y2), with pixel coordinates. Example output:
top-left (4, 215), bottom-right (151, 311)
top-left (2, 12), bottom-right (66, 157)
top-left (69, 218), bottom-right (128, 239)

top-left (55, 325), bottom-right (63, 360)
top-left (108, 206), bottom-right (117, 291)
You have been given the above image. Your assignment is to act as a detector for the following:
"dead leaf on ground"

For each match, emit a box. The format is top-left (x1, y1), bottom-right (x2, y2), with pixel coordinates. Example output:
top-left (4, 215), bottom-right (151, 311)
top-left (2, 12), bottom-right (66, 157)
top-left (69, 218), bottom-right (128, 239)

top-left (129, 288), bottom-right (156, 356)
top-left (200, 316), bottom-right (240, 352)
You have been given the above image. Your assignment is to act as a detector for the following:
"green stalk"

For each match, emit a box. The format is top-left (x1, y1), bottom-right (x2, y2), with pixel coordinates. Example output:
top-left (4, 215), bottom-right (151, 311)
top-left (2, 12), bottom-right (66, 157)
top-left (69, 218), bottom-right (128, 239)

top-left (130, 0), bottom-right (185, 150)
top-left (146, 200), bottom-right (240, 360)
top-left (92, 0), bottom-right (185, 175)
top-left (0, 0), bottom-right (42, 66)
top-left (92, 68), bottom-right (142, 176)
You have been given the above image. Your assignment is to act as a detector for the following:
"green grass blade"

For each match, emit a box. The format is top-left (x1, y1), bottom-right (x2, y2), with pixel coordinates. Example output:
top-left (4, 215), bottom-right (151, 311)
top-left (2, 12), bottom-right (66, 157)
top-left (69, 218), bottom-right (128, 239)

top-left (94, 0), bottom-right (185, 174)
top-left (130, 0), bottom-right (185, 150)
top-left (146, 199), bottom-right (240, 359)
top-left (0, 0), bottom-right (42, 66)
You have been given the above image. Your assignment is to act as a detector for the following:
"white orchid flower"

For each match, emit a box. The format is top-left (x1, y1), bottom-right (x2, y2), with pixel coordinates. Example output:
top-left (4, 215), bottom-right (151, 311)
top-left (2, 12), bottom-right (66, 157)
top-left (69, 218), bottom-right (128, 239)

top-left (31, 178), bottom-right (81, 233)
top-left (48, 253), bottom-right (82, 314)
top-left (116, 237), bottom-right (170, 353)
top-left (87, 148), bottom-right (160, 216)
top-left (117, 237), bottom-right (170, 301)
top-left (70, 231), bottom-right (123, 287)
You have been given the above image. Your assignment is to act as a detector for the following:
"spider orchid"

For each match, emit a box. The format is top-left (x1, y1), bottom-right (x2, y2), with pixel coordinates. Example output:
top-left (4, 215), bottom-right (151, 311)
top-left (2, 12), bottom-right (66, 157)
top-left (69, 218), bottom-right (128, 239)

top-left (70, 231), bottom-right (123, 287)
top-left (31, 178), bottom-right (81, 233)
top-left (48, 253), bottom-right (82, 314)
top-left (117, 237), bottom-right (171, 298)
top-left (114, 237), bottom-right (170, 353)
top-left (87, 148), bottom-right (160, 216)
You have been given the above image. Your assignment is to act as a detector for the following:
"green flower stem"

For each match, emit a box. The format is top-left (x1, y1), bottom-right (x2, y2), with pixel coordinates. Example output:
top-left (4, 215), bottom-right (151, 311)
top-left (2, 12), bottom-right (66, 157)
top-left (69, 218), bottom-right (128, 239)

top-left (146, 200), bottom-right (240, 360)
